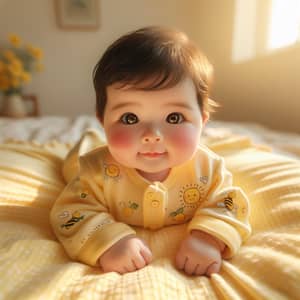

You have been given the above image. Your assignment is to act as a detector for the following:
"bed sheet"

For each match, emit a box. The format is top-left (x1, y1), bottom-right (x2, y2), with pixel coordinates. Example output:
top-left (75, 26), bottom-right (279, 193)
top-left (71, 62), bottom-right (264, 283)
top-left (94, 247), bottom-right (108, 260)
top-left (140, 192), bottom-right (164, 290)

top-left (0, 132), bottom-right (299, 300)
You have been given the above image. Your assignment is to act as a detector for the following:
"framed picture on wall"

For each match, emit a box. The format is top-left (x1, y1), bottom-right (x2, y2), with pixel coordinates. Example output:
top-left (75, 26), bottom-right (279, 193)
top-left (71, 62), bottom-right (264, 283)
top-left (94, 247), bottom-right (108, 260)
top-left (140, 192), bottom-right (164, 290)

top-left (55, 0), bottom-right (99, 30)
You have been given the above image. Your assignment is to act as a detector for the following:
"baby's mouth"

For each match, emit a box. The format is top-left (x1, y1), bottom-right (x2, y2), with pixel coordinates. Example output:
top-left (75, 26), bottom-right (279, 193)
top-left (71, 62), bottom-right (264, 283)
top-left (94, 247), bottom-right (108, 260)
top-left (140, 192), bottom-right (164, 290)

top-left (138, 152), bottom-right (167, 158)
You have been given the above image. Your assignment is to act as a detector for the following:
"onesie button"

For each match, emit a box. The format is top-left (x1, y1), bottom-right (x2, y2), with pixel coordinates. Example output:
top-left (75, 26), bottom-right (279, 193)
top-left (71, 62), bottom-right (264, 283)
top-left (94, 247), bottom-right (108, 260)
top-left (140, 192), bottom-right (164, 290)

top-left (145, 192), bottom-right (154, 200)
top-left (143, 182), bottom-right (168, 230)
top-left (151, 200), bottom-right (160, 207)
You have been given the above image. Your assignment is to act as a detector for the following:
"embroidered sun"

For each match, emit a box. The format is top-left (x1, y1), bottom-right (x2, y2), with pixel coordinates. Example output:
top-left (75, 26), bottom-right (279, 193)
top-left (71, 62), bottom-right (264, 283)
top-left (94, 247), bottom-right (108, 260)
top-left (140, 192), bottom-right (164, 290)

top-left (179, 184), bottom-right (205, 208)
top-left (104, 164), bottom-right (120, 178)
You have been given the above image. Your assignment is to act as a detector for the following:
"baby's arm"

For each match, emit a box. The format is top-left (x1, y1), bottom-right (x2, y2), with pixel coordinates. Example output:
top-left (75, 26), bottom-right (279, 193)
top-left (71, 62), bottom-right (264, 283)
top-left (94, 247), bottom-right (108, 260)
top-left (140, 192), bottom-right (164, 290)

top-left (50, 155), bottom-right (145, 269)
top-left (175, 230), bottom-right (225, 276)
top-left (98, 234), bottom-right (152, 274)
top-left (176, 156), bottom-right (251, 276)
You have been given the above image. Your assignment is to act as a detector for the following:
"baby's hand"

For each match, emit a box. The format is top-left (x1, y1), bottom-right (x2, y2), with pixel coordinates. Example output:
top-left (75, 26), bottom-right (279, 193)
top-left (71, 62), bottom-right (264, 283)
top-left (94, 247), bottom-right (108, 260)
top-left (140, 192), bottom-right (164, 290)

top-left (98, 235), bottom-right (153, 274)
top-left (175, 230), bottom-right (225, 276)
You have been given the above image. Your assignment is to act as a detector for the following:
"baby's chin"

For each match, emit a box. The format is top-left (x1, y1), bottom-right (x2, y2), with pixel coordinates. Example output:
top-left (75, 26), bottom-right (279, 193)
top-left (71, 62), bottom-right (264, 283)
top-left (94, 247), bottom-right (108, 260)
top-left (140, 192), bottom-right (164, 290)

top-left (111, 153), bottom-right (192, 175)
top-left (133, 158), bottom-right (189, 174)
top-left (135, 167), bottom-right (171, 182)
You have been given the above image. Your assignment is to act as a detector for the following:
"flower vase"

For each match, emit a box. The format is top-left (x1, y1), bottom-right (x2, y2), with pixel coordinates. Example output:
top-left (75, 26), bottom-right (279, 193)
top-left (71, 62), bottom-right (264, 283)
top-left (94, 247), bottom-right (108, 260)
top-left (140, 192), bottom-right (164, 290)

top-left (1, 94), bottom-right (27, 118)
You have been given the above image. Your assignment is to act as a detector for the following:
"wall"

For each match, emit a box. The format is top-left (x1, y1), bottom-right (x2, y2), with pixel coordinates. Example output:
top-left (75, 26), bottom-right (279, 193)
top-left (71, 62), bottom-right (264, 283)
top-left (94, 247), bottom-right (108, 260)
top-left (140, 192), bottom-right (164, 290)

top-left (1, 0), bottom-right (299, 133)
top-left (191, 0), bottom-right (300, 133)
top-left (0, 0), bottom-right (197, 117)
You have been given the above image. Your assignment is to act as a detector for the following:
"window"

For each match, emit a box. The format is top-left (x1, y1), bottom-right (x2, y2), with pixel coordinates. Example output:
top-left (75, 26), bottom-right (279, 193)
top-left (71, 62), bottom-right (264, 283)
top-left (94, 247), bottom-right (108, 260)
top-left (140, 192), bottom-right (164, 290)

top-left (268, 0), bottom-right (300, 50)
top-left (232, 0), bottom-right (300, 63)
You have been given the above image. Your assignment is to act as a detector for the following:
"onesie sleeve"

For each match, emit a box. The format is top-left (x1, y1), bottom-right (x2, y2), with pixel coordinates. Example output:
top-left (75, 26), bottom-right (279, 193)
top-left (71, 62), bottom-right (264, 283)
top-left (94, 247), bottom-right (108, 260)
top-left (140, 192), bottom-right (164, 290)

top-left (50, 155), bottom-right (136, 267)
top-left (187, 157), bottom-right (251, 258)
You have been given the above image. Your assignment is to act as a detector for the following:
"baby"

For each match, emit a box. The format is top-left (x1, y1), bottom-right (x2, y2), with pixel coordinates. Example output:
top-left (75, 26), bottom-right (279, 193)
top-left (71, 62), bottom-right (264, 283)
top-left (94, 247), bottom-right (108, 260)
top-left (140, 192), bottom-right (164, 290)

top-left (50, 26), bottom-right (251, 276)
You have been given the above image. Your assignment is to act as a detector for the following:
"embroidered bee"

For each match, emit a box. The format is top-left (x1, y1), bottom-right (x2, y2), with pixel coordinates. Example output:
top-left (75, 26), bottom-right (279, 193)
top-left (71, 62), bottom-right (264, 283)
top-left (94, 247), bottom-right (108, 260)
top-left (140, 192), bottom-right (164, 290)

top-left (199, 176), bottom-right (208, 184)
top-left (224, 196), bottom-right (234, 211)
top-left (58, 211), bottom-right (70, 219)
top-left (217, 191), bottom-right (237, 214)
top-left (61, 211), bottom-right (84, 230)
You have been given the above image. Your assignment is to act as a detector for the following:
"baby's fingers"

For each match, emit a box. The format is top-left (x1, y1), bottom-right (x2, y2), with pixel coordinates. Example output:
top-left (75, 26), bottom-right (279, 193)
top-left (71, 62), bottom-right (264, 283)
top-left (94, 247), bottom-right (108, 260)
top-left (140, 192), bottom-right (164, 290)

top-left (140, 245), bottom-right (153, 265)
top-left (185, 260), bottom-right (209, 276)
top-left (124, 259), bottom-right (138, 273)
top-left (206, 260), bottom-right (222, 276)
top-left (175, 252), bottom-right (186, 270)
top-left (184, 259), bottom-right (198, 275)
top-left (132, 253), bottom-right (148, 270)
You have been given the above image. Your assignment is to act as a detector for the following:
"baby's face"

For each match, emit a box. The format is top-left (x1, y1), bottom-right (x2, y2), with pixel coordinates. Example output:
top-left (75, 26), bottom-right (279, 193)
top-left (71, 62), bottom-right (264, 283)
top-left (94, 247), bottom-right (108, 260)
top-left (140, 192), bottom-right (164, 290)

top-left (102, 77), bottom-right (208, 180)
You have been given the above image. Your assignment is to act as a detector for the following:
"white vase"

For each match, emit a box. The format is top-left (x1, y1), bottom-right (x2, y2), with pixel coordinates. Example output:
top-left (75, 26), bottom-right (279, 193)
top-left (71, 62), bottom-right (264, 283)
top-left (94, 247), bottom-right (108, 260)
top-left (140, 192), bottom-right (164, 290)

top-left (1, 94), bottom-right (27, 117)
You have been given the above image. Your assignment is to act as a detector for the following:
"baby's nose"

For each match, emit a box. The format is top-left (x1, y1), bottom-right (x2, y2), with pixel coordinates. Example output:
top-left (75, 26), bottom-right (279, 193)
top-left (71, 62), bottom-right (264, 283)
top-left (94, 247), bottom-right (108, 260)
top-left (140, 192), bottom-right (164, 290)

top-left (142, 127), bottom-right (163, 143)
top-left (142, 135), bottom-right (162, 143)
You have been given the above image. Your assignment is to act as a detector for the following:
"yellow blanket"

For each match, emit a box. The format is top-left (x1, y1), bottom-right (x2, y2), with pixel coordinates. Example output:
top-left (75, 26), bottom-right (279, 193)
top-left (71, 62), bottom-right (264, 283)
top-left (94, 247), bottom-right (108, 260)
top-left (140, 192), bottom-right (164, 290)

top-left (0, 133), bottom-right (299, 300)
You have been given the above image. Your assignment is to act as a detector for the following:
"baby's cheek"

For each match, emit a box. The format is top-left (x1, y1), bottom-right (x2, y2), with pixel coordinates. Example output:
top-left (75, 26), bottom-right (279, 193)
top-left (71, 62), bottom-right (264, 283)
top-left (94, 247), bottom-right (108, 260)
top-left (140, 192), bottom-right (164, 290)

top-left (169, 127), bottom-right (200, 149)
top-left (107, 127), bottom-right (135, 148)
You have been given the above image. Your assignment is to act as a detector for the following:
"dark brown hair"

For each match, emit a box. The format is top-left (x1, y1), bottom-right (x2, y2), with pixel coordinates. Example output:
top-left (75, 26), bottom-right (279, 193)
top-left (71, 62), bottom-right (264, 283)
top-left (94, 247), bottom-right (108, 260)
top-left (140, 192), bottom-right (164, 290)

top-left (93, 26), bottom-right (216, 121)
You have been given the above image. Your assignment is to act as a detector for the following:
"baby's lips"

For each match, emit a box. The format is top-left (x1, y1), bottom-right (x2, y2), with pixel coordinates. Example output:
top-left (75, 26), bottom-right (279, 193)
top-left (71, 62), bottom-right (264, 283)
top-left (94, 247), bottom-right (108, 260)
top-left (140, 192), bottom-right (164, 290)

top-left (139, 151), bottom-right (167, 158)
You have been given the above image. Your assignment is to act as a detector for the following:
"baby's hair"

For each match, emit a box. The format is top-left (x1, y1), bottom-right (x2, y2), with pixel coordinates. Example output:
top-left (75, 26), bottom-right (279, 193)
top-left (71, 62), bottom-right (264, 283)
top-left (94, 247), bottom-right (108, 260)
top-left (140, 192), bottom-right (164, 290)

top-left (93, 26), bottom-right (217, 121)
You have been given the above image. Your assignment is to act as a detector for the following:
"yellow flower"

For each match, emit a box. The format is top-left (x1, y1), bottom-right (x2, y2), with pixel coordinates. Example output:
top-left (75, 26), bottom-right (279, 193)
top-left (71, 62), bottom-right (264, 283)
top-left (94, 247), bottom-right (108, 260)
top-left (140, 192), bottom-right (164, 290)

top-left (0, 61), bottom-right (6, 72)
top-left (0, 75), bottom-right (10, 90)
top-left (3, 50), bottom-right (16, 61)
top-left (7, 60), bottom-right (23, 76)
top-left (11, 58), bottom-right (23, 68)
top-left (26, 45), bottom-right (43, 59)
top-left (11, 77), bottom-right (20, 88)
top-left (8, 34), bottom-right (21, 47)
top-left (174, 213), bottom-right (185, 222)
top-left (0, 34), bottom-right (44, 93)
top-left (20, 71), bottom-right (31, 83)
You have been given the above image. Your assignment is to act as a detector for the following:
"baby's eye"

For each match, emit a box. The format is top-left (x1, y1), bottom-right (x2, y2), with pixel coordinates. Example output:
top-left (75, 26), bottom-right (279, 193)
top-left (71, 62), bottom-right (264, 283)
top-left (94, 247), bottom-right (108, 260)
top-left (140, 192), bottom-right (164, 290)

top-left (166, 112), bottom-right (185, 124)
top-left (120, 113), bottom-right (139, 125)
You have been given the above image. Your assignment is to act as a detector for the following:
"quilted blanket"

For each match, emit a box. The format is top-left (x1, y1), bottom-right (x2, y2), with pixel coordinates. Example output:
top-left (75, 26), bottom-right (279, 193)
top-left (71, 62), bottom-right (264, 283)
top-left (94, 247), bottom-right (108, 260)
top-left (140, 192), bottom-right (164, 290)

top-left (0, 133), bottom-right (299, 300)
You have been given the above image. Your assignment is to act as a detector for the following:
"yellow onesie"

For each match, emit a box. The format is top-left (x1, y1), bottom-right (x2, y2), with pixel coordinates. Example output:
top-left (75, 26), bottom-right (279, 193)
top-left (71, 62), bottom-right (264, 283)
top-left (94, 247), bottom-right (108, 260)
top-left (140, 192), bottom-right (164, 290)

top-left (50, 145), bottom-right (251, 267)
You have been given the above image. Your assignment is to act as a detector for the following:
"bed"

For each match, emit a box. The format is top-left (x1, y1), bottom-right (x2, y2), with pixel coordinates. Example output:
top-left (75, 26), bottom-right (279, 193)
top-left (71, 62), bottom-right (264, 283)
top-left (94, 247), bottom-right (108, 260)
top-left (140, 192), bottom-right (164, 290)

top-left (0, 115), bottom-right (299, 300)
